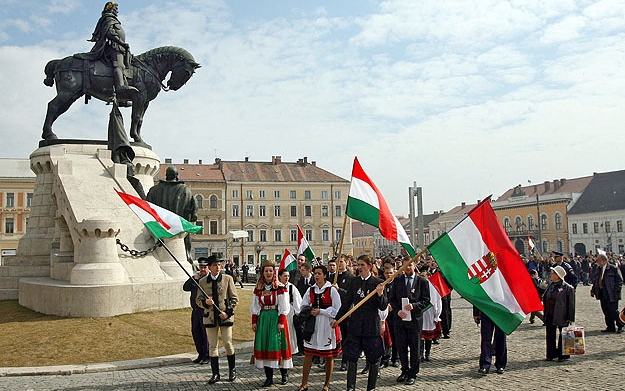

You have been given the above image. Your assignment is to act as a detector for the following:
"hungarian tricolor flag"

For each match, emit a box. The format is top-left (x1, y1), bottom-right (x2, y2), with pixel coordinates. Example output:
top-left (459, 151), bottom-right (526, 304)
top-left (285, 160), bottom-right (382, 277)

top-left (297, 225), bottom-right (315, 262)
top-left (527, 236), bottom-right (535, 252)
top-left (116, 189), bottom-right (203, 239)
top-left (346, 157), bottom-right (415, 256)
top-left (428, 197), bottom-right (543, 335)
top-left (429, 271), bottom-right (451, 298)
top-left (279, 249), bottom-right (297, 272)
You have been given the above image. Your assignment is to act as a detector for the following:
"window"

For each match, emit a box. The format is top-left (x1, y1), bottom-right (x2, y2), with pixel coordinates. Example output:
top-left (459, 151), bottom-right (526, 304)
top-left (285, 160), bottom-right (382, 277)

top-left (321, 190), bottom-right (328, 199)
top-left (260, 230), bottom-right (267, 242)
top-left (274, 190), bottom-right (280, 198)
top-left (195, 247), bottom-right (209, 258)
top-left (322, 229), bottom-right (329, 241)
top-left (209, 221), bottom-right (218, 235)
top-left (527, 215), bottom-right (535, 230)
top-left (334, 190), bottom-right (341, 199)
top-left (232, 205), bottom-right (239, 217)
top-left (290, 206), bottom-right (297, 217)
top-left (6, 193), bottom-right (14, 208)
top-left (246, 205), bottom-right (254, 217)
top-left (335, 205), bottom-right (342, 217)
top-left (321, 205), bottom-right (329, 217)
top-left (259, 205), bottom-right (266, 217)
top-left (232, 189), bottom-right (239, 198)
top-left (195, 220), bottom-right (203, 227)
top-left (304, 190), bottom-right (311, 199)
top-left (572, 223), bottom-right (577, 234)
top-left (583, 223), bottom-right (588, 234)
top-left (290, 229), bottom-right (297, 241)
top-left (593, 222), bottom-right (599, 233)
top-left (290, 190), bottom-right (296, 199)
top-left (247, 230), bottom-right (254, 242)
top-left (5, 218), bottom-right (14, 234)
top-left (555, 213), bottom-right (562, 230)
top-left (335, 229), bottom-right (342, 242)
top-left (259, 190), bottom-right (266, 198)
top-left (246, 190), bottom-right (253, 199)
top-left (605, 221), bottom-right (611, 233)
top-left (503, 218), bottom-right (511, 233)
top-left (26, 193), bottom-right (33, 207)
top-left (274, 205), bottom-right (281, 217)
top-left (195, 194), bottom-right (203, 209)
top-left (274, 230), bottom-right (282, 242)
top-left (540, 214), bottom-right (547, 230)
top-left (618, 220), bottom-right (623, 232)
top-left (210, 195), bottom-right (217, 209)
top-left (515, 217), bottom-right (523, 233)
top-left (304, 205), bottom-right (312, 217)
top-left (305, 229), bottom-right (313, 241)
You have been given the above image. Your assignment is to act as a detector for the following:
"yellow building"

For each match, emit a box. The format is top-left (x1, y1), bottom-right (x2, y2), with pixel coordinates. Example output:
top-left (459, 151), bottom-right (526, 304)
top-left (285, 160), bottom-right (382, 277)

top-left (0, 159), bottom-right (35, 267)
top-left (492, 178), bottom-right (592, 256)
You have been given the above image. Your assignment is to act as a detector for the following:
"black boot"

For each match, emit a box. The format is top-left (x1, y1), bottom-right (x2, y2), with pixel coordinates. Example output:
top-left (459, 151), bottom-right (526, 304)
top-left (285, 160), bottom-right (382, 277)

top-left (346, 362), bottom-right (357, 391)
top-left (361, 362), bottom-right (369, 374)
top-left (425, 340), bottom-right (432, 361)
top-left (367, 363), bottom-right (379, 391)
top-left (263, 367), bottom-right (273, 387)
top-left (208, 357), bottom-right (220, 384)
top-left (280, 368), bottom-right (289, 385)
top-left (227, 354), bottom-right (236, 381)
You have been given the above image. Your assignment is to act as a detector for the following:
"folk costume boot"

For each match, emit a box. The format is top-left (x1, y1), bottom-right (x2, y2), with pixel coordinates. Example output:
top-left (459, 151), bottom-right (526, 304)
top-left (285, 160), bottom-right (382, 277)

top-left (227, 354), bottom-right (236, 381)
top-left (263, 367), bottom-right (273, 387)
top-left (280, 368), bottom-right (289, 384)
top-left (346, 362), bottom-right (358, 391)
top-left (366, 363), bottom-right (380, 391)
top-left (208, 357), bottom-right (221, 384)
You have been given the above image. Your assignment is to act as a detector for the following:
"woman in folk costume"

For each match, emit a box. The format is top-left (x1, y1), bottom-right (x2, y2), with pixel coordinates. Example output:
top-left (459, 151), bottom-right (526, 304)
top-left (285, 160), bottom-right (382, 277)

top-left (278, 268), bottom-right (302, 356)
top-left (419, 267), bottom-right (442, 362)
top-left (251, 260), bottom-right (293, 387)
top-left (298, 265), bottom-right (342, 391)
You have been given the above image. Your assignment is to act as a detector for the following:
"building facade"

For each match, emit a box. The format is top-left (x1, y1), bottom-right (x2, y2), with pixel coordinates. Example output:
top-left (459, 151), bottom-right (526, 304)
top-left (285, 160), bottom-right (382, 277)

top-left (156, 156), bottom-right (351, 267)
top-left (0, 159), bottom-right (35, 266)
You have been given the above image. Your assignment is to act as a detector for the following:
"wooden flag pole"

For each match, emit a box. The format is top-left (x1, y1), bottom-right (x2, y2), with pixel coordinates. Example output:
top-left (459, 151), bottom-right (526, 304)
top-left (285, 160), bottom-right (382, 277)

top-left (333, 213), bottom-right (349, 285)
top-left (333, 246), bottom-right (429, 327)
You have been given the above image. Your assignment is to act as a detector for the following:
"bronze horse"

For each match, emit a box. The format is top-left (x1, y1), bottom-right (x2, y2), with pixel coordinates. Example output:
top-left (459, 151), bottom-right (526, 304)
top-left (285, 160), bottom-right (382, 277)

top-left (42, 46), bottom-right (200, 143)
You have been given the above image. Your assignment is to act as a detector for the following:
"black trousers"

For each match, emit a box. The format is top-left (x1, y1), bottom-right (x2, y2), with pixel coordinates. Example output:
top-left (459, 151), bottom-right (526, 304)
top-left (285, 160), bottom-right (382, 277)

top-left (479, 315), bottom-right (507, 371)
top-left (545, 324), bottom-right (568, 360)
top-left (191, 308), bottom-right (209, 358)
top-left (394, 324), bottom-right (421, 377)
top-left (342, 333), bottom-right (384, 364)
top-left (600, 297), bottom-right (621, 330)
top-left (441, 295), bottom-right (452, 335)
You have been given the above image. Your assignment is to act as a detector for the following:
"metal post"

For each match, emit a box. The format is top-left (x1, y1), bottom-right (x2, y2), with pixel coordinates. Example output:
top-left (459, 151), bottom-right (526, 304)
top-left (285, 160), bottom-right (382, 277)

top-left (409, 182), bottom-right (416, 250)
top-left (417, 186), bottom-right (424, 250)
top-left (536, 194), bottom-right (542, 255)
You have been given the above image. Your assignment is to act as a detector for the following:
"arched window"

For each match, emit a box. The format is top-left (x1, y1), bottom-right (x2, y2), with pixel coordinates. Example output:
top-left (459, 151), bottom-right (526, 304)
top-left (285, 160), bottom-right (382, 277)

top-left (541, 214), bottom-right (548, 230)
top-left (515, 216), bottom-right (523, 233)
top-left (195, 194), bottom-right (203, 209)
top-left (527, 215), bottom-right (535, 231)
top-left (503, 217), bottom-right (512, 233)
top-left (554, 213), bottom-right (563, 230)
top-left (210, 195), bottom-right (217, 209)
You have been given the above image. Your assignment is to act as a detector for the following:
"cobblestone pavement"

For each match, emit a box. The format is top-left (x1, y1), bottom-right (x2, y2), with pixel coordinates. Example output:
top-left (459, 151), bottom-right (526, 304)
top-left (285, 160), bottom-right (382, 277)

top-left (1, 285), bottom-right (624, 390)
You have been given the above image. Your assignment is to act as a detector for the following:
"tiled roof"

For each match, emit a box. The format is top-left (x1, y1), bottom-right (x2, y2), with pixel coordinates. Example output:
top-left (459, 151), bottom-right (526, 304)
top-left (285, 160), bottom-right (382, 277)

top-left (568, 170), bottom-right (625, 214)
top-left (0, 158), bottom-right (35, 178)
top-left (155, 163), bottom-right (224, 182)
top-left (496, 176), bottom-right (592, 200)
top-left (221, 158), bottom-right (348, 183)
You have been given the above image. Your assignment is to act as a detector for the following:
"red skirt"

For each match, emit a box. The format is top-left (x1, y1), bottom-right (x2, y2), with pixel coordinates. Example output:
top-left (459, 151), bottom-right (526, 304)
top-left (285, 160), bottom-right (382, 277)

top-left (422, 321), bottom-right (442, 340)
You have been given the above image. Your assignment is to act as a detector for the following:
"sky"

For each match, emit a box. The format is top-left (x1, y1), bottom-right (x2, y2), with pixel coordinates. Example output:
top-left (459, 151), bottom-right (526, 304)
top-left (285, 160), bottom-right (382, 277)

top-left (1, 0), bottom-right (625, 216)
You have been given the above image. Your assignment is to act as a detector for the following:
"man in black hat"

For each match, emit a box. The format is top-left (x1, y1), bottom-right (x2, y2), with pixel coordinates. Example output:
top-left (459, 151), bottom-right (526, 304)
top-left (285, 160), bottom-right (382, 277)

top-left (183, 257), bottom-right (210, 364)
top-left (197, 255), bottom-right (239, 384)
top-left (552, 251), bottom-right (578, 288)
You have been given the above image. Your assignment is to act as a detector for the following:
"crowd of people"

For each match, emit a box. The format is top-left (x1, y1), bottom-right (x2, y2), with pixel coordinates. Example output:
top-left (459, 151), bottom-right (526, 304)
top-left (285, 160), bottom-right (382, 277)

top-left (182, 249), bottom-right (623, 388)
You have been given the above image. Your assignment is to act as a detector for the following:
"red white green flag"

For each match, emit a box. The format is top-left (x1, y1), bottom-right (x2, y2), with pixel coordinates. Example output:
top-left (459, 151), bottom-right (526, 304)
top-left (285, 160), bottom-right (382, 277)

top-left (428, 271), bottom-right (451, 298)
top-left (116, 189), bottom-right (203, 239)
top-left (346, 157), bottom-right (415, 257)
top-left (527, 236), bottom-right (535, 252)
top-left (279, 248), bottom-right (297, 272)
top-left (297, 225), bottom-right (315, 262)
top-left (428, 197), bottom-right (543, 335)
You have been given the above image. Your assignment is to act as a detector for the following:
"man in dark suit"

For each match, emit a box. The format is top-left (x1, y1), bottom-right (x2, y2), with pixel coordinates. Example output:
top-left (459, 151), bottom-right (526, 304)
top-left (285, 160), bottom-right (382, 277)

top-left (591, 253), bottom-right (624, 333)
top-left (330, 255), bottom-right (355, 371)
top-left (333, 255), bottom-right (387, 391)
top-left (388, 257), bottom-right (430, 385)
top-left (294, 262), bottom-right (314, 355)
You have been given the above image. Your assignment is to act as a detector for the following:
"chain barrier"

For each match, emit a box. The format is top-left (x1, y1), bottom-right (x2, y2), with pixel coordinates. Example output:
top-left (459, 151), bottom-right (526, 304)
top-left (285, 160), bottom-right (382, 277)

top-left (116, 238), bottom-right (162, 257)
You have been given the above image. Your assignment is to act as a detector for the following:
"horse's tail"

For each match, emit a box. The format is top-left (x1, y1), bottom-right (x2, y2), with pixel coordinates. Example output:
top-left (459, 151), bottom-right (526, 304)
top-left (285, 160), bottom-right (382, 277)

top-left (43, 59), bottom-right (60, 87)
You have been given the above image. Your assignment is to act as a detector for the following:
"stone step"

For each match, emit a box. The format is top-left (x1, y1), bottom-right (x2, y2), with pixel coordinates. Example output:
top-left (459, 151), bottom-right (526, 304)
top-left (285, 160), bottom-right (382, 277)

top-left (3, 256), bottom-right (50, 267)
top-left (0, 265), bottom-right (50, 278)
top-left (0, 276), bottom-right (19, 289)
top-left (0, 289), bottom-right (18, 301)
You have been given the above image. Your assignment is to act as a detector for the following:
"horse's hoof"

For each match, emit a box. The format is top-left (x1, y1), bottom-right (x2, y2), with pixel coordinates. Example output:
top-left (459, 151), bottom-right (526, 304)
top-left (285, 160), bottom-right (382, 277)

top-left (42, 132), bottom-right (58, 141)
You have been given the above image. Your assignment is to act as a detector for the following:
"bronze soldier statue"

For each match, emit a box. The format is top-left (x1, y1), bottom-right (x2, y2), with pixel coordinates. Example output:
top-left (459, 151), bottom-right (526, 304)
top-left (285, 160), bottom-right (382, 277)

top-left (81, 2), bottom-right (138, 98)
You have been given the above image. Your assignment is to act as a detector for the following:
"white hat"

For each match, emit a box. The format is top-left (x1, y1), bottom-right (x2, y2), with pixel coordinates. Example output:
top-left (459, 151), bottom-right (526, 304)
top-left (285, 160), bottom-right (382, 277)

top-left (551, 265), bottom-right (566, 280)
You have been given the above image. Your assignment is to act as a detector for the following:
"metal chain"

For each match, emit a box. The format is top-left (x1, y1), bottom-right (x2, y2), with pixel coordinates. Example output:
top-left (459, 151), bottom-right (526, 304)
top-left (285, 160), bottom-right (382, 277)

top-left (116, 238), bottom-right (162, 257)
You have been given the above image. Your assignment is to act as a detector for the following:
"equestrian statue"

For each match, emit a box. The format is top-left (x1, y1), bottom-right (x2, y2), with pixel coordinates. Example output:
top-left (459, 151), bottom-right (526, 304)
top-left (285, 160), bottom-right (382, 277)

top-left (41, 2), bottom-right (200, 144)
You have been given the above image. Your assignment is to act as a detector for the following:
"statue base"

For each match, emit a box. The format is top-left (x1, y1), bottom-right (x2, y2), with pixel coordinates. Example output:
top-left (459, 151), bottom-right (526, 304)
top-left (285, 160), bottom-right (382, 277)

top-left (13, 142), bottom-right (192, 317)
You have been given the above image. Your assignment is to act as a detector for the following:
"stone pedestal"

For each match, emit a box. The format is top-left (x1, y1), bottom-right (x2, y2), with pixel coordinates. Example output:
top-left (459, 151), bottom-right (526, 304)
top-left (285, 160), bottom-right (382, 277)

top-left (16, 142), bottom-right (191, 317)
